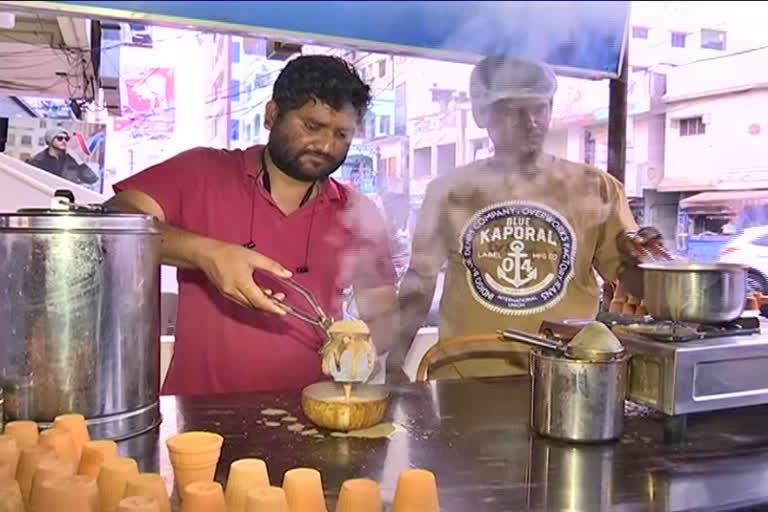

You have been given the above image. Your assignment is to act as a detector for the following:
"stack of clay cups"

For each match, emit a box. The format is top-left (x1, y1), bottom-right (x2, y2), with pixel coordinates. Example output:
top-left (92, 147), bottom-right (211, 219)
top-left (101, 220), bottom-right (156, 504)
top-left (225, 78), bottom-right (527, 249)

top-left (335, 478), bottom-right (383, 512)
top-left (78, 439), bottom-right (119, 478)
top-left (181, 481), bottom-right (227, 512)
top-left (224, 458), bottom-right (270, 512)
top-left (3, 421), bottom-right (39, 450)
top-left (0, 435), bottom-right (20, 480)
top-left (123, 473), bottom-right (172, 512)
top-left (0, 478), bottom-right (24, 512)
top-left (245, 486), bottom-right (290, 512)
top-left (165, 431), bottom-right (223, 498)
top-left (16, 444), bottom-right (56, 505)
top-left (53, 414), bottom-right (91, 461)
top-left (98, 456), bottom-right (140, 512)
top-left (33, 474), bottom-right (99, 511)
top-left (391, 469), bottom-right (440, 512)
top-left (28, 456), bottom-right (77, 511)
top-left (118, 496), bottom-right (161, 512)
top-left (283, 467), bottom-right (327, 512)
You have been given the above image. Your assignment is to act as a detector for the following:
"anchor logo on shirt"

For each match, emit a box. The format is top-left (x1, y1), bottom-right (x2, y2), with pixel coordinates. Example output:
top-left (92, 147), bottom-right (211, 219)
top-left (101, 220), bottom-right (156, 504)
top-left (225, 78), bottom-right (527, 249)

top-left (496, 241), bottom-right (538, 288)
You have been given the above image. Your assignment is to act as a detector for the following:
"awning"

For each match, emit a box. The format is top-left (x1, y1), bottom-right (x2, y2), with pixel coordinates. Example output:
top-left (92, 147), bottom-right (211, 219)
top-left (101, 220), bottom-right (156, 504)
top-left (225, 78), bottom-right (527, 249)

top-left (680, 190), bottom-right (768, 214)
top-left (3, 1), bottom-right (630, 79)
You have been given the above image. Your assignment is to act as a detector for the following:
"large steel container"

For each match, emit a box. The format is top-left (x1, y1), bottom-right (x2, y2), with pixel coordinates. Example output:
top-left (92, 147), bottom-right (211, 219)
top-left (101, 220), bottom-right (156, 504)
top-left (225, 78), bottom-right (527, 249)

top-left (0, 195), bottom-right (161, 440)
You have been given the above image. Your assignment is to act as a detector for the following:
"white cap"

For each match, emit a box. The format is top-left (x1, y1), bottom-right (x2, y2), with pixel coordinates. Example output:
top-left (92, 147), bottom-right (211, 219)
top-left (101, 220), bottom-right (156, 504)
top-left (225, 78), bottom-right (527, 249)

top-left (470, 56), bottom-right (557, 128)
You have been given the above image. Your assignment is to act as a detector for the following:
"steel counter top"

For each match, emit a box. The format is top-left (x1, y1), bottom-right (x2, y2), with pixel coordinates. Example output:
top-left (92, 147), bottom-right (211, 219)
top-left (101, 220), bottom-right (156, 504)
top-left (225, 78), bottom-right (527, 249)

top-left (117, 376), bottom-right (768, 511)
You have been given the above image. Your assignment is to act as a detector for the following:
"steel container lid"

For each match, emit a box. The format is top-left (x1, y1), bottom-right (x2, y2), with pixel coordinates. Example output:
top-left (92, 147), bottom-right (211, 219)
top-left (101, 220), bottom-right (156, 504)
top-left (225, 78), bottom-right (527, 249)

top-left (0, 190), bottom-right (159, 234)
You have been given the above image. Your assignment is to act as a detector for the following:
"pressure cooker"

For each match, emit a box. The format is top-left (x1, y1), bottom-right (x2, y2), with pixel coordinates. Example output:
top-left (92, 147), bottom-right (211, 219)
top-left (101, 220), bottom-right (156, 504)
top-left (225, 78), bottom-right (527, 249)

top-left (0, 190), bottom-right (162, 440)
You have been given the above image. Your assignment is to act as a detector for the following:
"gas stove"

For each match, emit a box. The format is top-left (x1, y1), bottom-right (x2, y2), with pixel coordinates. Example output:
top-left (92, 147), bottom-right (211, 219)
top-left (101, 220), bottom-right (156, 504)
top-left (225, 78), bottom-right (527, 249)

top-left (603, 313), bottom-right (768, 416)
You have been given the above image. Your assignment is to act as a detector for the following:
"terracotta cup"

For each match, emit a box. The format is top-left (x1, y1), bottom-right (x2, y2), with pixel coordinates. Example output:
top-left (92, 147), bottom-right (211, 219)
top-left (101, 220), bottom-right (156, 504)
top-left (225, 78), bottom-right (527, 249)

top-left (97, 456), bottom-right (140, 512)
top-left (123, 473), bottom-right (171, 512)
top-left (79, 439), bottom-right (119, 478)
top-left (38, 426), bottom-right (79, 464)
top-left (0, 479), bottom-right (24, 512)
top-left (0, 461), bottom-right (13, 482)
top-left (391, 469), bottom-right (439, 512)
top-left (245, 486), bottom-right (290, 512)
top-left (35, 474), bottom-right (99, 512)
top-left (335, 478), bottom-right (383, 512)
top-left (282, 467), bottom-right (327, 512)
top-left (165, 431), bottom-right (223, 495)
top-left (16, 444), bottom-right (56, 503)
top-left (0, 435), bottom-right (20, 477)
top-left (225, 458), bottom-right (270, 512)
top-left (117, 496), bottom-right (160, 512)
top-left (53, 413), bottom-right (91, 459)
top-left (4, 420), bottom-right (39, 450)
top-left (181, 481), bottom-right (227, 512)
top-left (29, 456), bottom-right (77, 512)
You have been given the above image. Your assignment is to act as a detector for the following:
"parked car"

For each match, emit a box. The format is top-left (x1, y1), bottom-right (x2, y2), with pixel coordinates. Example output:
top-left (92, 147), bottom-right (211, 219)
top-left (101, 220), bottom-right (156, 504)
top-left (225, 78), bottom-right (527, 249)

top-left (719, 226), bottom-right (768, 293)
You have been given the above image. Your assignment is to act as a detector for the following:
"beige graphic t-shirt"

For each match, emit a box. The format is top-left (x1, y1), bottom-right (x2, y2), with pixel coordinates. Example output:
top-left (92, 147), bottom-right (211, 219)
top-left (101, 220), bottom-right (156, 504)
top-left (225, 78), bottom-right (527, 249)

top-left (411, 155), bottom-right (638, 377)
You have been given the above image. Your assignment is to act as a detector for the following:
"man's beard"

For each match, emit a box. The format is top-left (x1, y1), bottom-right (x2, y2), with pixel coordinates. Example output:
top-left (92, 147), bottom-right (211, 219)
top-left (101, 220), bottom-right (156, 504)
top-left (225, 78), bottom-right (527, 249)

top-left (267, 125), bottom-right (346, 183)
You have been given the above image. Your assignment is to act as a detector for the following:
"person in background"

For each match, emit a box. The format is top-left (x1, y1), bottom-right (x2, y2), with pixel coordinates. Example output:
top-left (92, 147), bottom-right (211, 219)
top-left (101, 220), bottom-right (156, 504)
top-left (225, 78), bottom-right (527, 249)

top-left (105, 55), bottom-right (400, 395)
top-left (26, 128), bottom-right (99, 185)
top-left (394, 56), bottom-right (660, 380)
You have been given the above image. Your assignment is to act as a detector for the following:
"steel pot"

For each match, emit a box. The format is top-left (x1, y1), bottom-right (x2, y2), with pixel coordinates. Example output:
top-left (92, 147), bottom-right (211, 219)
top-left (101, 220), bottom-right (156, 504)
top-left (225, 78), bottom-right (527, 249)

top-left (640, 262), bottom-right (747, 323)
top-left (502, 328), bottom-right (628, 442)
top-left (0, 191), bottom-right (161, 440)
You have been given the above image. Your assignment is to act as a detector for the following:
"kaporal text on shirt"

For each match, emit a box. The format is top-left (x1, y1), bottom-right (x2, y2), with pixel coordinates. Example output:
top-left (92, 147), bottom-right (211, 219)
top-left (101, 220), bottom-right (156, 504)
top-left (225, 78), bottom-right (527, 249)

top-left (478, 217), bottom-right (559, 247)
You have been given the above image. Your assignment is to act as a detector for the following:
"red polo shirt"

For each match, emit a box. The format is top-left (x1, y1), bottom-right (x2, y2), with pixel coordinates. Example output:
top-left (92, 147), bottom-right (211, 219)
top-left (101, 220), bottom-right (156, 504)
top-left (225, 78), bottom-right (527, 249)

top-left (114, 146), bottom-right (396, 396)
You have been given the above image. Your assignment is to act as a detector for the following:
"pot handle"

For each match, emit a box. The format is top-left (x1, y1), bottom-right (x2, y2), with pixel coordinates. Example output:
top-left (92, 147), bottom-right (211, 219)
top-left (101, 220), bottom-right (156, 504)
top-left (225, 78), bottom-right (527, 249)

top-left (499, 328), bottom-right (563, 352)
top-left (415, 334), bottom-right (532, 382)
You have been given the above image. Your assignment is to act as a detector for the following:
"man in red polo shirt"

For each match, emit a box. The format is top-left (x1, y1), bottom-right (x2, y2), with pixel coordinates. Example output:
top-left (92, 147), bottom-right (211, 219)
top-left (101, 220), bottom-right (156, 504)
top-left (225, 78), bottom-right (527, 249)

top-left (106, 55), bottom-right (398, 396)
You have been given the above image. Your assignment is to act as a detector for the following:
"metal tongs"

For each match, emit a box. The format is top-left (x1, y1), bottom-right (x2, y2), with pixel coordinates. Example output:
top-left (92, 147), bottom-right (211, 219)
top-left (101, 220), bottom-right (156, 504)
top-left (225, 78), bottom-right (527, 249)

top-left (269, 278), bottom-right (375, 383)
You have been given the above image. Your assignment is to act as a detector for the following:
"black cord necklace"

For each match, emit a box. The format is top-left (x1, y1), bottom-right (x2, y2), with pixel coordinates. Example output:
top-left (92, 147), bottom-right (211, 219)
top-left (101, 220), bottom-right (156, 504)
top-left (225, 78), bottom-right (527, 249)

top-left (243, 151), bottom-right (317, 274)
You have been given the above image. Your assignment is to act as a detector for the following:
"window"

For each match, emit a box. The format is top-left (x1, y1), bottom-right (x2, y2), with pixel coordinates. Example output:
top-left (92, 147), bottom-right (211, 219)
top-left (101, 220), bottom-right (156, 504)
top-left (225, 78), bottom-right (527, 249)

top-left (631, 66), bottom-right (649, 74)
top-left (379, 115), bottom-right (391, 135)
top-left (584, 131), bottom-right (596, 165)
top-left (231, 41), bottom-right (240, 63)
top-left (20, 135), bottom-right (32, 146)
top-left (679, 117), bottom-right (706, 136)
top-left (38, 137), bottom-right (45, 146)
top-left (245, 123), bottom-right (251, 141)
top-left (671, 32), bottom-right (687, 48)
top-left (39, 120), bottom-right (46, 128)
top-left (413, 147), bottom-right (432, 178)
top-left (230, 119), bottom-right (239, 141)
top-left (431, 88), bottom-right (453, 103)
top-left (701, 29), bottom-right (726, 50)
top-left (437, 143), bottom-right (456, 173)
top-left (378, 59), bottom-right (386, 78)
top-left (230, 80), bottom-right (240, 102)
top-left (360, 67), bottom-right (367, 81)
top-left (243, 37), bottom-right (264, 55)
top-left (6, 134), bottom-right (15, 145)
top-left (632, 26), bottom-right (649, 39)
top-left (253, 114), bottom-right (261, 137)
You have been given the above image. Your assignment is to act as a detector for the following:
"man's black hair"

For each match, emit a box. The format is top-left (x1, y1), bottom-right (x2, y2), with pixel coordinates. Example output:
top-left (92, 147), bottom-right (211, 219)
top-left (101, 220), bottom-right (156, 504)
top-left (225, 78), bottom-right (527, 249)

top-left (272, 55), bottom-right (371, 121)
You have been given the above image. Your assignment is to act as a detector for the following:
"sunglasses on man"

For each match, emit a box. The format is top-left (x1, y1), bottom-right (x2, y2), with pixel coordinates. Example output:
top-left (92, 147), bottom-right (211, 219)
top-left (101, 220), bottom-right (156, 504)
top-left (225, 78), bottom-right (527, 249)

top-left (54, 135), bottom-right (70, 142)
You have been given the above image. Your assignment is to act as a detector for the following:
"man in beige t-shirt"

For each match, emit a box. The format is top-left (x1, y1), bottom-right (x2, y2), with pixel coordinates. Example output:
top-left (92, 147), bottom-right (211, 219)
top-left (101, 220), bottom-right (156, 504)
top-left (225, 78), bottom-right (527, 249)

top-left (396, 57), bottom-right (653, 379)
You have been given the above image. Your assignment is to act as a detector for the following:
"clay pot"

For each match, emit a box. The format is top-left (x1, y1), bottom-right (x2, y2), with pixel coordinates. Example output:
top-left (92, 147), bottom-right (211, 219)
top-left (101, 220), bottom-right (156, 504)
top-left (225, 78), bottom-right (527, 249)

top-left (391, 469), bottom-right (439, 512)
top-left (4, 421), bottom-right (39, 450)
top-left (117, 496), bottom-right (160, 512)
top-left (53, 414), bottom-right (91, 460)
top-left (335, 478), bottom-right (382, 512)
top-left (16, 444), bottom-right (56, 504)
top-left (123, 473), bottom-right (171, 512)
top-left (224, 458), bottom-right (270, 512)
top-left (97, 456), bottom-right (140, 512)
top-left (79, 440), bottom-right (119, 478)
top-left (301, 382), bottom-right (389, 432)
top-left (245, 486), bottom-right (290, 512)
top-left (38, 427), bottom-right (79, 464)
top-left (165, 431), bottom-right (223, 496)
top-left (0, 479), bottom-right (24, 512)
top-left (181, 481), bottom-right (227, 512)
top-left (0, 435), bottom-right (20, 478)
top-left (282, 467), bottom-right (327, 512)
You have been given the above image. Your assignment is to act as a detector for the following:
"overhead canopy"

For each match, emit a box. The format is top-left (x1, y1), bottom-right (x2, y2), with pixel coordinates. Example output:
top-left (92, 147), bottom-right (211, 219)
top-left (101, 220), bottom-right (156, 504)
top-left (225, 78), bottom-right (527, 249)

top-left (680, 190), bottom-right (768, 214)
top-left (4, 1), bottom-right (630, 79)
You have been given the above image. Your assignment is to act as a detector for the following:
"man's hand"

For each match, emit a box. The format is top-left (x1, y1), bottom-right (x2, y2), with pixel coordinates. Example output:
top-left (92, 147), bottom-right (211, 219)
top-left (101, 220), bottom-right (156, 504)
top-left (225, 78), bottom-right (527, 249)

top-left (616, 226), bottom-right (665, 299)
top-left (617, 226), bottom-right (665, 266)
top-left (197, 240), bottom-right (293, 314)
